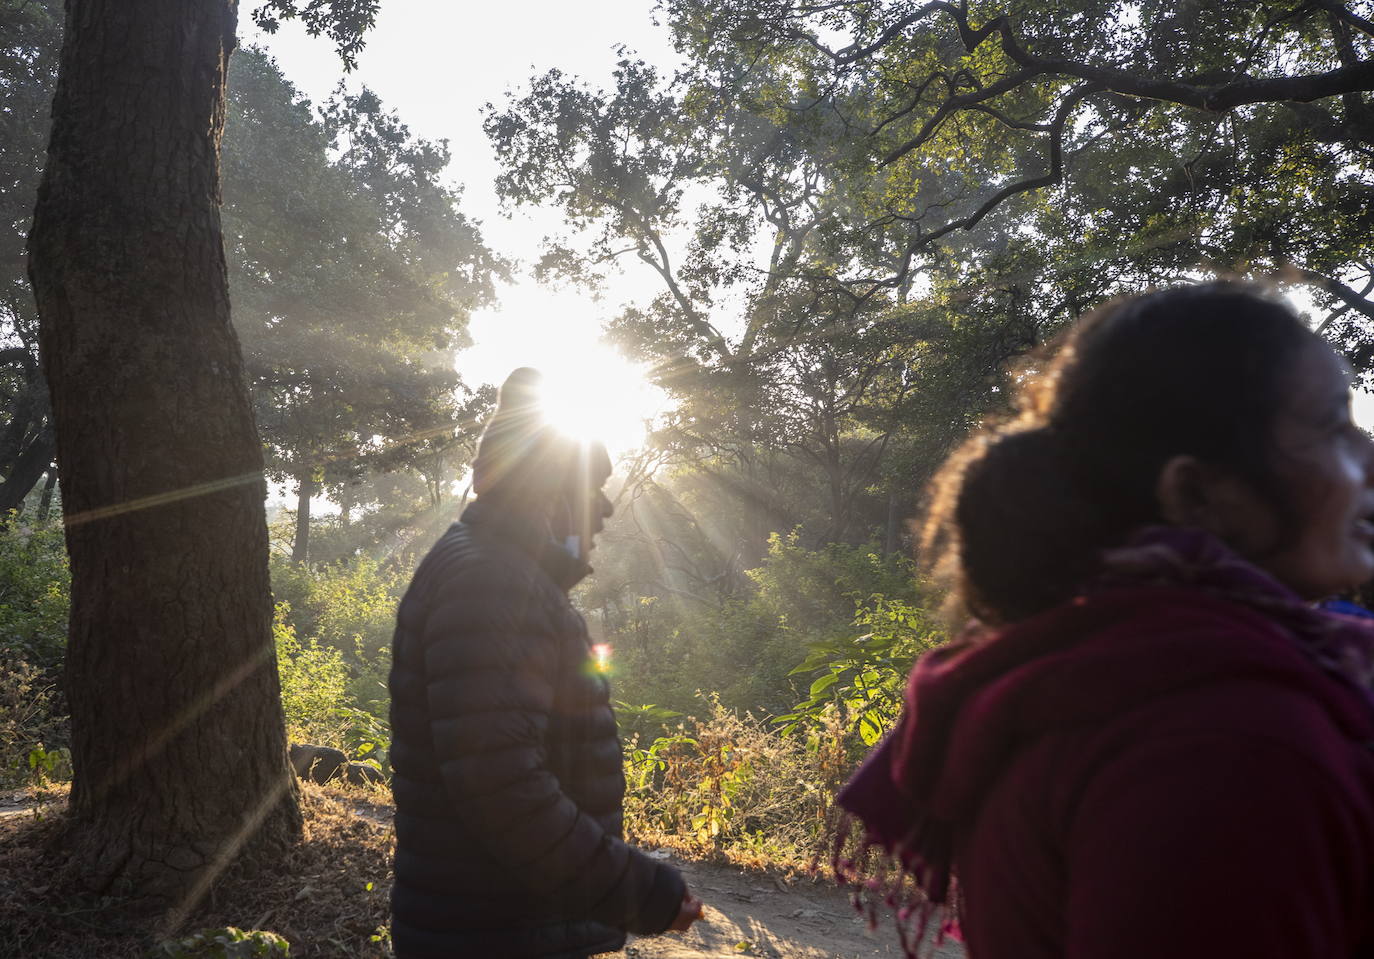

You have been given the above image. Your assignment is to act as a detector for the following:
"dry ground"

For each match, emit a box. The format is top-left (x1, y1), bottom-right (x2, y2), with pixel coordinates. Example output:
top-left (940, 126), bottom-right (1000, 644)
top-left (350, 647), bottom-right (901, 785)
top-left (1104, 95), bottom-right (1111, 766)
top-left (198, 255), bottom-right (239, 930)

top-left (0, 783), bottom-right (392, 959)
top-left (0, 786), bottom-right (964, 959)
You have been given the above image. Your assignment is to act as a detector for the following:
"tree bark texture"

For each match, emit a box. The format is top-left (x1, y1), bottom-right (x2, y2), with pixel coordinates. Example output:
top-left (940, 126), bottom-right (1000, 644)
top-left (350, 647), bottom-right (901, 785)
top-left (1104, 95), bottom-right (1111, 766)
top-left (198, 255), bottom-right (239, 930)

top-left (26, 0), bottom-right (301, 908)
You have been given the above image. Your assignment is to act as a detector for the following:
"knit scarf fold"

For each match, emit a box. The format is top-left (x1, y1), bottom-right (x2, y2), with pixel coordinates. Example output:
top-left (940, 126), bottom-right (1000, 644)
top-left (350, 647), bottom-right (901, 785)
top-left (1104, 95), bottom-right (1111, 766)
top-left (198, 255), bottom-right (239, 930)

top-left (833, 525), bottom-right (1374, 957)
top-left (1096, 526), bottom-right (1374, 701)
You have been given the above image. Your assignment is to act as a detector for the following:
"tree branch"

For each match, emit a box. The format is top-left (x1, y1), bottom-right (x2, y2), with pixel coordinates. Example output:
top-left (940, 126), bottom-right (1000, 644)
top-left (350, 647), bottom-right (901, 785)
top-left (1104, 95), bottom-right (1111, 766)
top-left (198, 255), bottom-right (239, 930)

top-left (913, 81), bottom-right (1101, 246)
top-left (1315, 0), bottom-right (1374, 39)
top-left (1296, 267), bottom-right (1374, 332)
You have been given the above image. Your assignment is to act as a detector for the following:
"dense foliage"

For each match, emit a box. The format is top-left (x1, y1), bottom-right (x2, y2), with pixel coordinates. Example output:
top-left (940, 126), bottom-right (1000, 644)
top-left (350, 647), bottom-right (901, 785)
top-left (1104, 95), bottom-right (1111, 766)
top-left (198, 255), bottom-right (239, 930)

top-left (589, 520), bottom-right (939, 719)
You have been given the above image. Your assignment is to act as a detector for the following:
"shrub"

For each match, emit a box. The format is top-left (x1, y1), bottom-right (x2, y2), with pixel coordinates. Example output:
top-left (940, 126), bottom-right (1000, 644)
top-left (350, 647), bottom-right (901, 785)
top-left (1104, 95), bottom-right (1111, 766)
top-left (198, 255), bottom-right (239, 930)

top-left (274, 603), bottom-right (350, 748)
top-left (0, 512), bottom-right (70, 671)
top-left (270, 554), bottom-right (407, 718)
top-left (151, 927), bottom-right (290, 958)
top-left (623, 695), bottom-right (844, 868)
top-left (0, 656), bottom-right (67, 787)
top-left (780, 591), bottom-right (945, 748)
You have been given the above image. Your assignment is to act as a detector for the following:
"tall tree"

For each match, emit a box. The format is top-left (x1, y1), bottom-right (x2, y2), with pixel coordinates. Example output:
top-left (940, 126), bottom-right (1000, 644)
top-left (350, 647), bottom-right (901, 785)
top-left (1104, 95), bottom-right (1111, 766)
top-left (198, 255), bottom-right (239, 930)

top-left (25, 0), bottom-right (372, 909)
top-left (222, 50), bottom-right (504, 564)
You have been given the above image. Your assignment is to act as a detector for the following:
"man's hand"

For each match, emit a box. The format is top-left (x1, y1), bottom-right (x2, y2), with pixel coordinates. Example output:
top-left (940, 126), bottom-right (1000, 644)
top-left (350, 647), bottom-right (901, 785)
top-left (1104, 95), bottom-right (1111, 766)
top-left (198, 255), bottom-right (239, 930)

top-left (668, 890), bottom-right (704, 932)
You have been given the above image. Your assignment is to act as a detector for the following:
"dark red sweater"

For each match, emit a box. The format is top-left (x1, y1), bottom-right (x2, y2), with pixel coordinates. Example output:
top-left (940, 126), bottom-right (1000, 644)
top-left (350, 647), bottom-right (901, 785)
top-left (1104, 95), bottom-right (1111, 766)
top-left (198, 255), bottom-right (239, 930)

top-left (898, 588), bottom-right (1374, 957)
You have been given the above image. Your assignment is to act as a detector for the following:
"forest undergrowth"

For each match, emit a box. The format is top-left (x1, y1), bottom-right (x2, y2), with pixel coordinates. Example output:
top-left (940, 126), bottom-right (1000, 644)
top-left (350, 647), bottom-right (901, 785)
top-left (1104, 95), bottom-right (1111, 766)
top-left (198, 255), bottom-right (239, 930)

top-left (0, 511), bottom-right (944, 952)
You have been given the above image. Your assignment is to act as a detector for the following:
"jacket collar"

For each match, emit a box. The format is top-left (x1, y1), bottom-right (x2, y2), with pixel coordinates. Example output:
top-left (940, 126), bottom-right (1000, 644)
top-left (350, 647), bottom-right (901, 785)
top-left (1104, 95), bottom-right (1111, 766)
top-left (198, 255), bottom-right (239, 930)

top-left (459, 499), bottom-right (591, 592)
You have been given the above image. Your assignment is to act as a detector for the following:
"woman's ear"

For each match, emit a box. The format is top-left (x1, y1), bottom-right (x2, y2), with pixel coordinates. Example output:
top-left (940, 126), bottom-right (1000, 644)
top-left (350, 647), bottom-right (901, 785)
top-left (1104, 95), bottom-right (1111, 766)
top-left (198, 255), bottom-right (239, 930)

top-left (1155, 454), bottom-right (1212, 527)
top-left (1155, 454), bottom-right (1277, 551)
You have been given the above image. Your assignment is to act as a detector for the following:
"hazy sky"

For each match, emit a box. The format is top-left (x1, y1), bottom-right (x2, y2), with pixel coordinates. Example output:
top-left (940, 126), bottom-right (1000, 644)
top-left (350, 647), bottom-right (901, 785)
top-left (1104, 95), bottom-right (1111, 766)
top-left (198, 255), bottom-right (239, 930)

top-left (236, 0), bottom-right (679, 397)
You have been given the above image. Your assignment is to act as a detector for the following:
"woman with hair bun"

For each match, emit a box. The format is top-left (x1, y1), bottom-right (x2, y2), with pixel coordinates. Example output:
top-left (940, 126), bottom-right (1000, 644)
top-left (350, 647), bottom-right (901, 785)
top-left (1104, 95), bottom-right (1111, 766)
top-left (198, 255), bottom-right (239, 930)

top-left (838, 282), bottom-right (1374, 957)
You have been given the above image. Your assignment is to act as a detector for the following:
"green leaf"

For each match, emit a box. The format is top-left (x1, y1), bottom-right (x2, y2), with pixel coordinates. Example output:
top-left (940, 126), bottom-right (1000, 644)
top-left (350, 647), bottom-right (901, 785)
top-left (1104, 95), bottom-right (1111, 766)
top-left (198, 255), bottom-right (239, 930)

top-left (808, 671), bottom-right (840, 698)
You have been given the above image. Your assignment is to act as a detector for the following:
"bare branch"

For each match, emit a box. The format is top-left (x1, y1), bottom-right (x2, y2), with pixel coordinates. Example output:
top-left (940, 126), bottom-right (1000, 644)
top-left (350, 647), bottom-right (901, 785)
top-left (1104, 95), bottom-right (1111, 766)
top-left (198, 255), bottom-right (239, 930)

top-left (881, 68), bottom-right (1037, 166)
top-left (1296, 268), bottom-right (1374, 332)
top-left (914, 81), bottom-right (1101, 247)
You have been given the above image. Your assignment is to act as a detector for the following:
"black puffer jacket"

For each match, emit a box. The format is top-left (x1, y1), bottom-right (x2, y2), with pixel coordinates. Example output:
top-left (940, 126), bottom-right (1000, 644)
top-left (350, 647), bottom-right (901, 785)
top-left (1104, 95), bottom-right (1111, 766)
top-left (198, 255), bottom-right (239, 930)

top-left (388, 500), bottom-right (685, 959)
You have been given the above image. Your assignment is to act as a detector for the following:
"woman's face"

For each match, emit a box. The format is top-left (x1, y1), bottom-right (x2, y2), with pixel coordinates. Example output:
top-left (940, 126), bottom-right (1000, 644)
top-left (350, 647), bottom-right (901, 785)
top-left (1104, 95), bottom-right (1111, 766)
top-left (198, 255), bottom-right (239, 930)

top-left (1246, 343), bottom-right (1374, 599)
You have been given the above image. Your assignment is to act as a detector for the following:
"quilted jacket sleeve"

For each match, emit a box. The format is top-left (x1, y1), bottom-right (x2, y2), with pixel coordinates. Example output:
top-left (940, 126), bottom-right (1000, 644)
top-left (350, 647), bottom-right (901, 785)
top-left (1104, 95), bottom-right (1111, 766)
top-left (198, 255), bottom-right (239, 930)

top-left (421, 563), bottom-right (685, 934)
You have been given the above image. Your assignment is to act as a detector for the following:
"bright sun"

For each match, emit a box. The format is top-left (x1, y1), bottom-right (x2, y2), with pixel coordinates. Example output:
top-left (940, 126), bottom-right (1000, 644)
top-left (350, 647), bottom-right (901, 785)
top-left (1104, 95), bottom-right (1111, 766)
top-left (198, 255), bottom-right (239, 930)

top-left (461, 286), bottom-right (670, 460)
top-left (537, 349), bottom-right (665, 457)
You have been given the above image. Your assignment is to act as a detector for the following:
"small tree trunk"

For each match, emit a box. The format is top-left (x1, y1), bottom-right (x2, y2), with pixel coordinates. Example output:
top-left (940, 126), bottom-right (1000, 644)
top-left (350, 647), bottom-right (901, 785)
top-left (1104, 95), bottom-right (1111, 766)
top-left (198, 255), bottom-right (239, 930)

top-left (884, 488), bottom-right (901, 556)
top-left (37, 467), bottom-right (58, 523)
top-left (26, 0), bottom-right (300, 911)
top-left (291, 471), bottom-right (315, 565)
top-left (0, 384), bottom-right (41, 474)
top-left (0, 429), bottom-right (55, 513)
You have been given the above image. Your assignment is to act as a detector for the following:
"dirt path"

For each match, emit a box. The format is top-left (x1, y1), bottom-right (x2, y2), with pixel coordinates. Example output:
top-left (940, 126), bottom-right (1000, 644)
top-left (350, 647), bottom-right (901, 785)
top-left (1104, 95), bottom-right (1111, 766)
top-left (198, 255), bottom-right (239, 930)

top-left (624, 851), bottom-right (965, 959)
top-left (344, 795), bottom-right (964, 958)
top-left (0, 793), bottom-right (41, 820)
top-left (4, 790), bottom-right (966, 958)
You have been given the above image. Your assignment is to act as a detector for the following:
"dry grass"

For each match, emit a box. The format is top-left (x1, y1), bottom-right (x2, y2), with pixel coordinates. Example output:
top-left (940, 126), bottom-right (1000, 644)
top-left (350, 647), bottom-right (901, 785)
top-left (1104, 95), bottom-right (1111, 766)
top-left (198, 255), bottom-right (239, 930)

top-left (0, 782), bottom-right (394, 959)
top-left (622, 701), bottom-right (852, 877)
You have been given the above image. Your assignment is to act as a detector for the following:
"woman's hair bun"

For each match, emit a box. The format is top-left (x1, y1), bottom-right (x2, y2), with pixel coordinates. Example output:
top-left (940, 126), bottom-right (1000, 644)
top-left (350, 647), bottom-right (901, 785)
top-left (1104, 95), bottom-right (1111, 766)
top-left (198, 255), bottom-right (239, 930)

top-left (933, 425), bottom-right (1102, 624)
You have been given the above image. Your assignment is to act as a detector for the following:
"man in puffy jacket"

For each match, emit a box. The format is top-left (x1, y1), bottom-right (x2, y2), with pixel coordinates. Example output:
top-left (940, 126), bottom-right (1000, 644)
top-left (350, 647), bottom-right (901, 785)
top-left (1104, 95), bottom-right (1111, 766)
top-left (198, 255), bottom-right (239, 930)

top-left (388, 368), bottom-right (701, 958)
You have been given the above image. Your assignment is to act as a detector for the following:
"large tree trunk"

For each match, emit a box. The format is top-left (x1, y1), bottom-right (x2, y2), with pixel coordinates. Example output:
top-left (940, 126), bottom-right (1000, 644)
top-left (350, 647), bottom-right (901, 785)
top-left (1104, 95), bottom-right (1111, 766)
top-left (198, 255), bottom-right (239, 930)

top-left (26, 0), bottom-right (300, 911)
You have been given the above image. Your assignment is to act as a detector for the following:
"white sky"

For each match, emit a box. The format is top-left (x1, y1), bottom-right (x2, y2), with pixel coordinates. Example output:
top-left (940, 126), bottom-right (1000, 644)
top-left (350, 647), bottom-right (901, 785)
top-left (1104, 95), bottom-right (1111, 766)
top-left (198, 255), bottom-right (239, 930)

top-left (236, 0), bottom-right (678, 394)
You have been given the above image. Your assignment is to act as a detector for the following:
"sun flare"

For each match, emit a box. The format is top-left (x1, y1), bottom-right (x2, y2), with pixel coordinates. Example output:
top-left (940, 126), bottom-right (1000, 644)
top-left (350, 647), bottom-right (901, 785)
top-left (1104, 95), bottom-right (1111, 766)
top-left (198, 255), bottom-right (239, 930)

top-left (536, 349), bottom-right (665, 458)
top-left (462, 286), bottom-right (670, 459)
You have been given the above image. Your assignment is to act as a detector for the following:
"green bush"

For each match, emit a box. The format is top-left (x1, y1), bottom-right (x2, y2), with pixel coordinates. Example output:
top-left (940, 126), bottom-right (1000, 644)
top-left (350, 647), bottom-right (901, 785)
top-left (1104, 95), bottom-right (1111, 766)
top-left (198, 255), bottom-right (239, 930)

top-left (604, 531), bottom-right (931, 720)
top-left (0, 512), bottom-right (70, 671)
top-left (0, 514), bottom-right (71, 787)
top-left (0, 656), bottom-right (67, 787)
top-left (270, 554), bottom-right (407, 718)
top-left (274, 603), bottom-right (350, 748)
